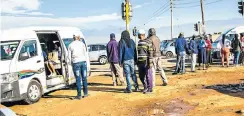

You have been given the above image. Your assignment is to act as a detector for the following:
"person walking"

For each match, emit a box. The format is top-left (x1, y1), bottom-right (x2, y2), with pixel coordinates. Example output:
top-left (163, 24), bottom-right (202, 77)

top-left (137, 29), bottom-right (154, 94)
top-left (231, 34), bottom-right (242, 66)
top-left (148, 28), bottom-right (168, 86)
top-left (219, 34), bottom-right (231, 67)
top-left (205, 35), bottom-right (212, 67)
top-left (189, 35), bottom-right (198, 72)
top-left (107, 33), bottom-right (125, 86)
top-left (119, 30), bottom-right (139, 93)
top-left (68, 32), bottom-right (88, 100)
top-left (173, 33), bottom-right (188, 75)
top-left (198, 36), bottom-right (207, 70)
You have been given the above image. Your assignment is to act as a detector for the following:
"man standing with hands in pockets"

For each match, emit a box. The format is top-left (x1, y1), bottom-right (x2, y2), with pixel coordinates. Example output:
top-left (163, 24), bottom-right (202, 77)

top-left (68, 32), bottom-right (89, 100)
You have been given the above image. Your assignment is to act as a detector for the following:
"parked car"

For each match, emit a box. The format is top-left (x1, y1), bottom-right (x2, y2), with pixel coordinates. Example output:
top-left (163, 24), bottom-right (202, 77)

top-left (161, 41), bottom-right (176, 58)
top-left (88, 44), bottom-right (107, 65)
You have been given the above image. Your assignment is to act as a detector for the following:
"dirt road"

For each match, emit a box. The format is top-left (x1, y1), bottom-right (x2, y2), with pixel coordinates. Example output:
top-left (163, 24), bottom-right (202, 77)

top-left (4, 63), bottom-right (244, 116)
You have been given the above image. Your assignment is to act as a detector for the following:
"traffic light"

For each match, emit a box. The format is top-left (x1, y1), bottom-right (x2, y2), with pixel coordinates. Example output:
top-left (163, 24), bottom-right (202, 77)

top-left (194, 23), bottom-right (198, 32)
top-left (133, 27), bottom-right (137, 36)
top-left (238, 1), bottom-right (244, 16)
top-left (121, 2), bottom-right (126, 20)
top-left (121, 1), bottom-right (133, 21)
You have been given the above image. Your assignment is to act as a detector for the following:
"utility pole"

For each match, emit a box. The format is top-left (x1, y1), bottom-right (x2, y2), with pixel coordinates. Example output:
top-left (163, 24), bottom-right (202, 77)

top-left (170, 0), bottom-right (173, 40)
top-left (200, 0), bottom-right (206, 35)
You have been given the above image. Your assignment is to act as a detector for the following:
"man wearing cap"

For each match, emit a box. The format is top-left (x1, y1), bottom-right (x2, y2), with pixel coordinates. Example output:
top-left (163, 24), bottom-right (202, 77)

top-left (107, 33), bottom-right (125, 86)
top-left (173, 32), bottom-right (188, 75)
top-left (137, 29), bottom-right (154, 94)
top-left (68, 32), bottom-right (88, 100)
top-left (148, 28), bottom-right (168, 86)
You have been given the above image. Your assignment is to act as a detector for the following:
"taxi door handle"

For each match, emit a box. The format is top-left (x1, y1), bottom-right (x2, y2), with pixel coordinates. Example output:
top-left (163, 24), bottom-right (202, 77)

top-left (37, 60), bottom-right (41, 63)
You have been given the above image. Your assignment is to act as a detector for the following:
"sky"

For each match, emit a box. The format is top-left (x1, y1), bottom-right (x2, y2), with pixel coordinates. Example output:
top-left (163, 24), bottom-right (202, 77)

top-left (1, 0), bottom-right (244, 44)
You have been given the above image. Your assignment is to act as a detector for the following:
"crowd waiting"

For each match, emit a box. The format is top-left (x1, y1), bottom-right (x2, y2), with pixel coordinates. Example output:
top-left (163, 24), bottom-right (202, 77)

top-left (67, 28), bottom-right (244, 100)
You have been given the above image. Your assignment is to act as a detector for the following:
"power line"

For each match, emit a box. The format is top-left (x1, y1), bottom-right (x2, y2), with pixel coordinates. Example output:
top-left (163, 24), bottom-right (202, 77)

top-left (142, 1), bottom-right (170, 25)
top-left (153, 1), bottom-right (170, 15)
top-left (144, 7), bottom-right (170, 25)
top-left (174, 0), bottom-right (225, 8)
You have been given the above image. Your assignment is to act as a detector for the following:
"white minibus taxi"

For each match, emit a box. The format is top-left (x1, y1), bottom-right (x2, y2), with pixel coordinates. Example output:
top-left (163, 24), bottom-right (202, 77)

top-left (0, 27), bottom-right (90, 104)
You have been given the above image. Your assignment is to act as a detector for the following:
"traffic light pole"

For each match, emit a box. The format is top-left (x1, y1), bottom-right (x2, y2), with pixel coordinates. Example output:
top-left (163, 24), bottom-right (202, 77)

top-left (200, 0), bottom-right (206, 35)
top-left (125, 0), bottom-right (130, 31)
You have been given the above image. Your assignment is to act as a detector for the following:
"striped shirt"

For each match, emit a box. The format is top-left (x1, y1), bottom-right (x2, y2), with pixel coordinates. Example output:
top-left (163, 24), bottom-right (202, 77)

top-left (137, 38), bottom-right (154, 66)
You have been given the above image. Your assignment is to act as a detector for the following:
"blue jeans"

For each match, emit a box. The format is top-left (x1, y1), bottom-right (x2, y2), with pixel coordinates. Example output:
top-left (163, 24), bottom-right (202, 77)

top-left (123, 59), bottom-right (138, 90)
top-left (175, 52), bottom-right (186, 73)
top-left (234, 51), bottom-right (240, 65)
top-left (72, 61), bottom-right (88, 97)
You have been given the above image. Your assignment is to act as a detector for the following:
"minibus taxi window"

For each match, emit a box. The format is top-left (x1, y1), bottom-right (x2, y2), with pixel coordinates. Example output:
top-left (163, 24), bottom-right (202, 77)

top-left (19, 40), bottom-right (38, 61)
top-left (0, 40), bottom-right (20, 60)
top-left (63, 38), bottom-right (87, 49)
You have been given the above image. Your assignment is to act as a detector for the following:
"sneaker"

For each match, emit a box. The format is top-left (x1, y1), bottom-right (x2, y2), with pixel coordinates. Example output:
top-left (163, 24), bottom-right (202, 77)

top-left (72, 96), bottom-right (81, 100)
top-left (124, 89), bottom-right (132, 93)
top-left (162, 83), bottom-right (168, 86)
top-left (142, 88), bottom-right (148, 93)
top-left (134, 87), bottom-right (140, 92)
top-left (83, 94), bottom-right (89, 98)
top-left (172, 72), bottom-right (178, 75)
top-left (144, 89), bottom-right (153, 94)
top-left (113, 82), bottom-right (117, 87)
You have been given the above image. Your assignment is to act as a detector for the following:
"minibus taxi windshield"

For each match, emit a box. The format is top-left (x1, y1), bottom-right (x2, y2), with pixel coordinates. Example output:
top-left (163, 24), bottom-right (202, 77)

top-left (0, 40), bottom-right (20, 61)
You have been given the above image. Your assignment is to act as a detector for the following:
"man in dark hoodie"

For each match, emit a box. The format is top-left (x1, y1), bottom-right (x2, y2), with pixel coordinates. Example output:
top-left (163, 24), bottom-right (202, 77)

top-left (119, 30), bottom-right (139, 93)
top-left (107, 33), bottom-right (125, 86)
top-left (148, 28), bottom-right (168, 86)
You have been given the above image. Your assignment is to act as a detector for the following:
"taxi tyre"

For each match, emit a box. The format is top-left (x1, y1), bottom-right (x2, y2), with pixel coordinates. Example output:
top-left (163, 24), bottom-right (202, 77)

top-left (24, 80), bottom-right (42, 104)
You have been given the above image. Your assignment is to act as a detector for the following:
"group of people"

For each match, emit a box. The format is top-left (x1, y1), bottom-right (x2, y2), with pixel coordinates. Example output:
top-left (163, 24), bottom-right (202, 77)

top-left (173, 32), bottom-right (244, 75)
top-left (68, 28), bottom-right (244, 100)
top-left (107, 28), bottom-right (168, 94)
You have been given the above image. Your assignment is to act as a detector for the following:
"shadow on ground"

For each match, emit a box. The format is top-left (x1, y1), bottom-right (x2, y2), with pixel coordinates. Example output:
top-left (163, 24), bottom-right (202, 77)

top-left (204, 81), bottom-right (244, 98)
top-left (89, 86), bottom-right (125, 93)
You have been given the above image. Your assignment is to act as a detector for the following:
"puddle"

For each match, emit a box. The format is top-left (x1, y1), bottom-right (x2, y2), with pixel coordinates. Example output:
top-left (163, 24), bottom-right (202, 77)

top-left (133, 99), bottom-right (195, 116)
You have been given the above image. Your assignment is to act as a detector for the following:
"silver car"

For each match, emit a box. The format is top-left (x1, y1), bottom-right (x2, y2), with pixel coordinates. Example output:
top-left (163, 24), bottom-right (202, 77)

top-left (88, 44), bottom-right (107, 65)
top-left (161, 41), bottom-right (177, 58)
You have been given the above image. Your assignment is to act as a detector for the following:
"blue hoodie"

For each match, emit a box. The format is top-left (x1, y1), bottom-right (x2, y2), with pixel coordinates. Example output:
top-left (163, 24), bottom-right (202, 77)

top-left (175, 37), bottom-right (188, 55)
top-left (189, 40), bottom-right (198, 54)
top-left (119, 39), bottom-right (137, 65)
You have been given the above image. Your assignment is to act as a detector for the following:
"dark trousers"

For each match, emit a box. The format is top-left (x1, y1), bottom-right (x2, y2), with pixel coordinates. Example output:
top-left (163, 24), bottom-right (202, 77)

top-left (206, 50), bottom-right (212, 64)
top-left (138, 63), bottom-right (153, 90)
top-left (198, 48), bottom-right (207, 64)
top-left (72, 61), bottom-right (88, 97)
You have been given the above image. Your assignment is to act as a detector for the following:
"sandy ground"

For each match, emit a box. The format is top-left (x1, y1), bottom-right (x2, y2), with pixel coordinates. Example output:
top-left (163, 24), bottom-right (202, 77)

top-left (3, 59), bottom-right (244, 116)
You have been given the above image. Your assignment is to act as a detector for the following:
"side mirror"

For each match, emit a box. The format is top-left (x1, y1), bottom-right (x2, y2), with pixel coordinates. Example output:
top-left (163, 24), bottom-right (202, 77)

top-left (19, 52), bottom-right (29, 61)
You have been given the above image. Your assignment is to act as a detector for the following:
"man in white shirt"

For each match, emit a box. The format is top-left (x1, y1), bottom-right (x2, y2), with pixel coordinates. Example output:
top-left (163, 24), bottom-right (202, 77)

top-left (68, 32), bottom-right (88, 100)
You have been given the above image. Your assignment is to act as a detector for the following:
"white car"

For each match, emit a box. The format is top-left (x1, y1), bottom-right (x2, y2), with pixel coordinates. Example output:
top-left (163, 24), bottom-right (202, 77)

top-left (88, 44), bottom-right (107, 65)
